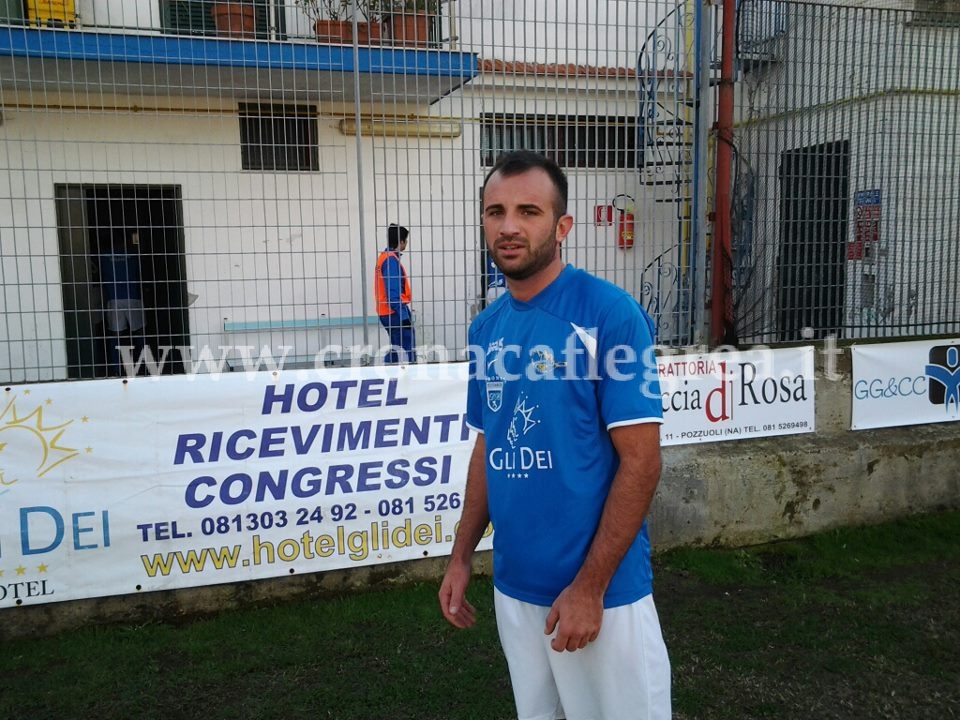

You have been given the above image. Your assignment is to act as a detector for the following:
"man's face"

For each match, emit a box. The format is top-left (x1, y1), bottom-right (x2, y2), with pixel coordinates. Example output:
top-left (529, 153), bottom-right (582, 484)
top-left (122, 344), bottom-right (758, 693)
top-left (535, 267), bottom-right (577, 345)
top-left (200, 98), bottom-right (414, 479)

top-left (399, 238), bottom-right (408, 253)
top-left (481, 167), bottom-right (572, 281)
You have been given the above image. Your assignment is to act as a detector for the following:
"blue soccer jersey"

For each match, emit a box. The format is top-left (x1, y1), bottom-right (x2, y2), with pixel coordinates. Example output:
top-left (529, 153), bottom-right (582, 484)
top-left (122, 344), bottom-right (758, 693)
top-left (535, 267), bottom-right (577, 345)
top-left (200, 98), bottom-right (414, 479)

top-left (466, 265), bottom-right (663, 608)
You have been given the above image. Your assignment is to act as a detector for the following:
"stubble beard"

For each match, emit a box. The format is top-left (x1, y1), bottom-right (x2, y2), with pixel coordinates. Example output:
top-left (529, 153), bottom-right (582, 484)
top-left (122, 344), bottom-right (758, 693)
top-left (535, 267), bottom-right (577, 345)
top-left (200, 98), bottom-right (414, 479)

top-left (492, 228), bottom-right (559, 282)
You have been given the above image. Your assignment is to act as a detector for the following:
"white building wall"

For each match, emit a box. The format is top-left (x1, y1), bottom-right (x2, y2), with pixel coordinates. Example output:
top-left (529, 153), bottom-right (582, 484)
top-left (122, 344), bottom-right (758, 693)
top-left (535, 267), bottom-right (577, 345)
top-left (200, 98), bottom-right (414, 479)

top-left (454, 0), bottom-right (679, 67)
top-left (875, 93), bottom-right (960, 334)
top-left (0, 104), bottom-right (365, 378)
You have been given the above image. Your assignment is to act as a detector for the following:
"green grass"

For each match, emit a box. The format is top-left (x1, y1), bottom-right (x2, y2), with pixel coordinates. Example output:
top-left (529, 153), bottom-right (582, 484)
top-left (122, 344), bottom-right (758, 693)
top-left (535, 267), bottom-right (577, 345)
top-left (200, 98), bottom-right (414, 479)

top-left (3, 510), bottom-right (959, 720)
top-left (659, 510), bottom-right (960, 585)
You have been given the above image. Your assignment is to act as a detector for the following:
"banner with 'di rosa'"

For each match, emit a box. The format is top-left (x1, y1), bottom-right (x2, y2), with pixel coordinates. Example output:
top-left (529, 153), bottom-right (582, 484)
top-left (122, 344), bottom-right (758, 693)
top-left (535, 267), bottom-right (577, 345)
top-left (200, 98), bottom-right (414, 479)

top-left (658, 346), bottom-right (816, 445)
top-left (851, 339), bottom-right (960, 430)
top-left (0, 364), bottom-right (484, 609)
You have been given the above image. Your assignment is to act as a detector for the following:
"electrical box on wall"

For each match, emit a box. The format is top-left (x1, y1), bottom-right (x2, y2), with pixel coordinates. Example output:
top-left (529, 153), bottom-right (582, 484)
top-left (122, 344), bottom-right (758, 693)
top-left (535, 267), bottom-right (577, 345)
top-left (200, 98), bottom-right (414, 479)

top-left (26, 0), bottom-right (77, 28)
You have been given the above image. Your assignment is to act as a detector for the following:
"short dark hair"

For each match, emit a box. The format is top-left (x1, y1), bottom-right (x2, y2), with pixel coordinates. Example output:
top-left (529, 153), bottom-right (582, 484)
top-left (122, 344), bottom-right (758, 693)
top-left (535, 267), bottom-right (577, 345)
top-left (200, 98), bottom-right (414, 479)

top-left (387, 223), bottom-right (409, 249)
top-left (481, 150), bottom-right (569, 217)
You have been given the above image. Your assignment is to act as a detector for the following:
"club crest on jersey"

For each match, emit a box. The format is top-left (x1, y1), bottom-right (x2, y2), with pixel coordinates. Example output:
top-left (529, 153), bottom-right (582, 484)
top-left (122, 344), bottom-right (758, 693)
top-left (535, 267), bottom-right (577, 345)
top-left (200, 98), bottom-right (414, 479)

top-left (486, 381), bottom-right (504, 412)
top-left (485, 337), bottom-right (506, 411)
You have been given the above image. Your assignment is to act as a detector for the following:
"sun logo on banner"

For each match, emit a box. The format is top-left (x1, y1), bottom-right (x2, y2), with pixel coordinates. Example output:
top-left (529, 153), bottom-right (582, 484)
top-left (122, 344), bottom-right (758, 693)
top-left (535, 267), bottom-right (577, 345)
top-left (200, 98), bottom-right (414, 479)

top-left (0, 392), bottom-right (81, 495)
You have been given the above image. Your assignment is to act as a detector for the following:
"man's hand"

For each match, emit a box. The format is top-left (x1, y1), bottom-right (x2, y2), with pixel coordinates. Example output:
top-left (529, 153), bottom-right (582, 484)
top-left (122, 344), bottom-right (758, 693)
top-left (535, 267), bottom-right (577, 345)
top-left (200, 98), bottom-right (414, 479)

top-left (544, 581), bottom-right (604, 652)
top-left (439, 559), bottom-right (477, 629)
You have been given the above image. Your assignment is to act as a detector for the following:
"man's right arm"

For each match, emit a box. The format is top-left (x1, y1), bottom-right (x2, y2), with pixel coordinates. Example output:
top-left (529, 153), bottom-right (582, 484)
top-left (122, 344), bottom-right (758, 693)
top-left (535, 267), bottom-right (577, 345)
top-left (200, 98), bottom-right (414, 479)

top-left (438, 433), bottom-right (489, 628)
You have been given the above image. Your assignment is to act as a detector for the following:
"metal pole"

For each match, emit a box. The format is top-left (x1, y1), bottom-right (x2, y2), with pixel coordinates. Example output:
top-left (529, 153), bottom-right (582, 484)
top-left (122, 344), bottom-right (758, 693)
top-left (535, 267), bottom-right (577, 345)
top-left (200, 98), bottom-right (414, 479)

top-left (350, 1), bottom-right (372, 349)
top-left (711, 0), bottom-right (736, 346)
top-left (692, 0), bottom-right (710, 347)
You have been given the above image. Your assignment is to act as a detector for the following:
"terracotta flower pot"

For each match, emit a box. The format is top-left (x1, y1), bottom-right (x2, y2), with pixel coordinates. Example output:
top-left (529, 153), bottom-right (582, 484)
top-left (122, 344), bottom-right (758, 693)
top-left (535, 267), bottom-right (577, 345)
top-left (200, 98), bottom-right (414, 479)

top-left (383, 12), bottom-right (433, 47)
top-left (362, 22), bottom-right (383, 45)
top-left (211, 3), bottom-right (256, 39)
top-left (315, 19), bottom-right (382, 46)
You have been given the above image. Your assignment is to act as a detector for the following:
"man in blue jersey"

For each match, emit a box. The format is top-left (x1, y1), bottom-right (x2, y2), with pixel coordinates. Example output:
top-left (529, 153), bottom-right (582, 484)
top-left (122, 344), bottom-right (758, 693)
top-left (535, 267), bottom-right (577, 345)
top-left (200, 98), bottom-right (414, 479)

top-left (439, 151), bottom-right (671, 719)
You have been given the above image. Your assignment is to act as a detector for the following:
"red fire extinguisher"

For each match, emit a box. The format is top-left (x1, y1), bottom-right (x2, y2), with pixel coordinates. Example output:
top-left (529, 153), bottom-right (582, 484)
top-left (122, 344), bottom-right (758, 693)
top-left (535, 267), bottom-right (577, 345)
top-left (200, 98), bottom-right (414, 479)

top-left (612, 194), bottom-right (635, 249)
top-left (617, 210), bottom-right (636, 249)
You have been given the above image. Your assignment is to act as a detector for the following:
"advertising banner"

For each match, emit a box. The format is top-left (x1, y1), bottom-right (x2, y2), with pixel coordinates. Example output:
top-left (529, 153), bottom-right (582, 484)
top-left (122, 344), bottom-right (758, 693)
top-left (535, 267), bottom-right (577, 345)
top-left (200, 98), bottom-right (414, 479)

top-left (658, 346), bottom-right (816, 445)
top-left (2, 348), bottom-right (817, 608)
top-left (0, 364), bottom-right (482, 608)
top-left (851, 339), bottom-right (960, 430)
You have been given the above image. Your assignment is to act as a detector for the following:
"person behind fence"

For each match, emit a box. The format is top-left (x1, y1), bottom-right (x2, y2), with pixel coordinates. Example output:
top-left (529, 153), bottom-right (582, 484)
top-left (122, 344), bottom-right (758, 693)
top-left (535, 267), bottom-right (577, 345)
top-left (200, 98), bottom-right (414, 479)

top-left (98, 233), bottom-right (146, 377)
top-left (374, 223), bottom-right (415, 364)
top-left (438, 150), bottom-right (671, 720)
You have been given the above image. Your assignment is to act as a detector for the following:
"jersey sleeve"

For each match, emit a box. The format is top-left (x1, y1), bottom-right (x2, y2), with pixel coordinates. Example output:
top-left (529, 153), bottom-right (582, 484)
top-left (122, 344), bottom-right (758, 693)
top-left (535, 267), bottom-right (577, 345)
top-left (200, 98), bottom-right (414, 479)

top-left (465, 322), bottom-right (485, 433)
top-left (597, 297), bottom-right (663, 428)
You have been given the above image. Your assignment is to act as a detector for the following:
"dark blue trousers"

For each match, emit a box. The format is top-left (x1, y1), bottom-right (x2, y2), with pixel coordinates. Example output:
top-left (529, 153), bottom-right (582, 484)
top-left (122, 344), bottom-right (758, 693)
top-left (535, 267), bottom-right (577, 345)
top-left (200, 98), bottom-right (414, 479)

top-left (379, 316), bottom-right (415, 364)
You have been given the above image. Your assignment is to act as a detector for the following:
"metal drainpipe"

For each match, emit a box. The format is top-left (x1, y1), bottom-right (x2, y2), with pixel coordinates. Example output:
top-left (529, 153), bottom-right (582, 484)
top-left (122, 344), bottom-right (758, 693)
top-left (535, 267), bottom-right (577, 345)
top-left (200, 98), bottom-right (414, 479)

top-left (692, 0), bottom-right (710, 347)
top-left (711, 0), bottom-right (736, 347)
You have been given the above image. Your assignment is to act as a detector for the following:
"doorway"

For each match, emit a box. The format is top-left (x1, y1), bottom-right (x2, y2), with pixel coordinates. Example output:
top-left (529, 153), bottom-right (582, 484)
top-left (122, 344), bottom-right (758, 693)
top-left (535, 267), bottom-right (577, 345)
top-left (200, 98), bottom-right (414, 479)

top-left (777, 140), bottom-right (850, 341)
top-left (56, 184), bottom-right (190, 378)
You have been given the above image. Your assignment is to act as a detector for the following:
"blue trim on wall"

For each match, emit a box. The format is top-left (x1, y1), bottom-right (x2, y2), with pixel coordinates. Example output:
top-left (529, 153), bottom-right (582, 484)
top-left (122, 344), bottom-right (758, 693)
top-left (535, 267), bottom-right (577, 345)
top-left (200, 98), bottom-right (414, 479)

top-left (0, 27), bottom-right (477, 78)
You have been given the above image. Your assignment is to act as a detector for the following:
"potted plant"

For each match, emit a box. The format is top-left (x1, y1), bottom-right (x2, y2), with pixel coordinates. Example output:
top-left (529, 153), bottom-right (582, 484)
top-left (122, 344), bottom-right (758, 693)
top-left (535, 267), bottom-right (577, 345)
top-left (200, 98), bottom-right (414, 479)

top-left (211, 0), bottom-right (257, 38)
top-left (293, 0), bottom-right (381, 45)
top-left (373, 0), bottom-right (439, 47)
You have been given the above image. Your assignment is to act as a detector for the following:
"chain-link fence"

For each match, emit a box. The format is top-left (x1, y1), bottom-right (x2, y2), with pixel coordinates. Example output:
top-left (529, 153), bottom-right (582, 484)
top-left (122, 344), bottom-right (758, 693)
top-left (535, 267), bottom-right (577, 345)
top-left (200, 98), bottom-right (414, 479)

top-left (730, 0), bottom-right (960, 344)
top-left (1, 0), bottom-right (706, 383)
top-left (1, 1), bottom-right (957, 384)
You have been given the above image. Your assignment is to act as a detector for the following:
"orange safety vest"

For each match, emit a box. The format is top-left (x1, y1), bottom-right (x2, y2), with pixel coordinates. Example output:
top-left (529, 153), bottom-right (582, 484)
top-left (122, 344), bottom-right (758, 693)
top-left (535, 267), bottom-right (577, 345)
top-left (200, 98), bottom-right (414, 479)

top-left (374, 250), bottom-right (411, 317)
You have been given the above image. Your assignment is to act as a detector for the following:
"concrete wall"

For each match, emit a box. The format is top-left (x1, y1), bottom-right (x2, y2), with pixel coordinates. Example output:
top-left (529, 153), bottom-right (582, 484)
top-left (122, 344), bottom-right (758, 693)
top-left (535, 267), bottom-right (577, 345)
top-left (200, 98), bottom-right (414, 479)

top-left (3, 348), bottom-right (958, 639)
top-left (650, 348), bottom-right (960, 548)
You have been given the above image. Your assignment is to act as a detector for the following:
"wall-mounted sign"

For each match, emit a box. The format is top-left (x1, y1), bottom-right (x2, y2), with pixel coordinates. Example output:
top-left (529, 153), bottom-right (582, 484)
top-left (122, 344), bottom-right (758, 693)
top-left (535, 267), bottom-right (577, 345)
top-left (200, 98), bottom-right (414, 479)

top-left (848, 188), bottom-right (881, 261)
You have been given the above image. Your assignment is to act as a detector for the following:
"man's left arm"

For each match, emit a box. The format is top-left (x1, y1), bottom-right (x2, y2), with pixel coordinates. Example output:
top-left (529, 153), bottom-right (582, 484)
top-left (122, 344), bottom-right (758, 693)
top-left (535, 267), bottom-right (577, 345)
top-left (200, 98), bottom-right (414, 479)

top-left (544, 421), bottom-right (662, 652)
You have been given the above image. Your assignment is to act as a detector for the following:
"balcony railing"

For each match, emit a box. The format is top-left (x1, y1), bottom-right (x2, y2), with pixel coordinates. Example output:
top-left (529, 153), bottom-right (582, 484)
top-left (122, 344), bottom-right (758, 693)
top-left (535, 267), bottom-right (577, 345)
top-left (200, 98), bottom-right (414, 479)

top-left (0, 1), bottom-right (474, 106)
top-left (1, 1), bottom-right (450, 49)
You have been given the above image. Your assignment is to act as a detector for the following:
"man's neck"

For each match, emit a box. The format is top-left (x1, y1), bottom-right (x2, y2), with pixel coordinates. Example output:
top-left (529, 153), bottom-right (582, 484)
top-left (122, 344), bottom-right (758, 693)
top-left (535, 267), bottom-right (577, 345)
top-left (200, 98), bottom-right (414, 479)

top-left (507, 260), bottom-right (564, 303)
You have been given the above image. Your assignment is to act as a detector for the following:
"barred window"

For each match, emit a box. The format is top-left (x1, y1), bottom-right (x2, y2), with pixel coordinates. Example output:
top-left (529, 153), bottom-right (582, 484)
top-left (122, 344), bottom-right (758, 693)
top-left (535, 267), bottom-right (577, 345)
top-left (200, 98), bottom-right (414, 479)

top-left (480, 114), bottom-right (640, 169)
top-left (913, 0), bottom-right (960, 25)
top-left (162, 0), bottom-right (272, 37)
top-left (239, 104), bottom-right (320, 172)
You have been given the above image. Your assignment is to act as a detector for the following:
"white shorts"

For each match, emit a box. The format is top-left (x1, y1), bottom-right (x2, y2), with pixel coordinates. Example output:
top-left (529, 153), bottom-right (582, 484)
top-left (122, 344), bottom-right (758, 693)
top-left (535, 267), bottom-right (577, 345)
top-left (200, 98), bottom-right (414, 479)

top-left (494, 589), bottom-right (671, 720)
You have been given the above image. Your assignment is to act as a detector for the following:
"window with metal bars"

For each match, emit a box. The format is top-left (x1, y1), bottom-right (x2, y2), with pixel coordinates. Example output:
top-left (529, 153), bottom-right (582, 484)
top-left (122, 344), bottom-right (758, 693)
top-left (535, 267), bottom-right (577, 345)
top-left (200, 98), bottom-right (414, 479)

top-left (239, 103), bottom-right (320, 172)
top-left (161, 0), bottom-right (272, 37)
top-left (480, 113), bottom-right (640, 169)
top-left (913, 0), bottom-right (960, 25)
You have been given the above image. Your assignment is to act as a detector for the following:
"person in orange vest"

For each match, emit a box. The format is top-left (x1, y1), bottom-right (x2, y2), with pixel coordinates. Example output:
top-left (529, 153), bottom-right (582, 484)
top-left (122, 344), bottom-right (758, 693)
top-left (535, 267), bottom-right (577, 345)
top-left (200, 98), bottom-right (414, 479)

top-left (374, 223), bottom-right (415, 363)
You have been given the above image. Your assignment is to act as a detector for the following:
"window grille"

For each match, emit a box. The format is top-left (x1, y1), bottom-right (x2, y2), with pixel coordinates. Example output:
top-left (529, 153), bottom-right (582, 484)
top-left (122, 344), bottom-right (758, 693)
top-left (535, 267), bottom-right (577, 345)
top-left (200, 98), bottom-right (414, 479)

top-left (913, 0), bottom-right (960, 25)
top-left (239, 104), bottom-right (320, 173)
top-left (737, 0), bottom-right (789, 53)
top-left (480, 114), bottom-right (641, 169)
top-left (162, 0), bottom-right (272, 37)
